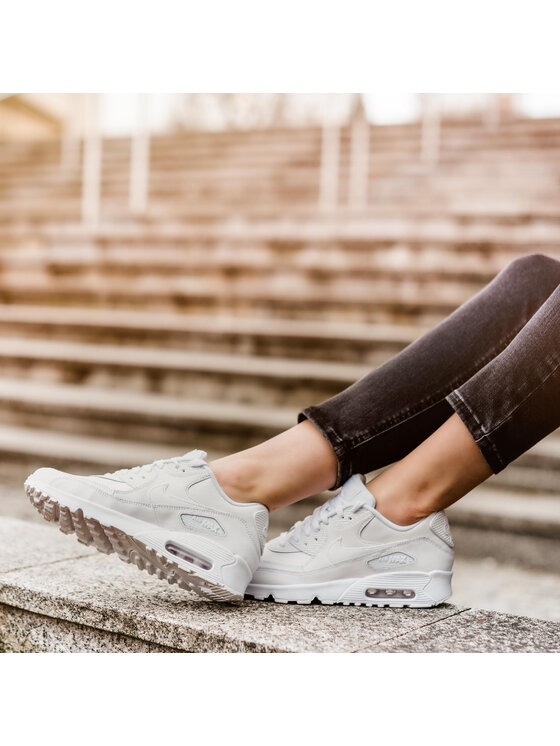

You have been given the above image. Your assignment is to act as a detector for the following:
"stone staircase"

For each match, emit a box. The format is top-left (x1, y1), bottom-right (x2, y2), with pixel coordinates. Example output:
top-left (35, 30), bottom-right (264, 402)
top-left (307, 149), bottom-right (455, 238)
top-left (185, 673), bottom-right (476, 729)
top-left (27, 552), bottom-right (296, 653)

top-left (3, 117), bottom-right (560, 218)
top-left (0, 116), bottom-right (559, 577)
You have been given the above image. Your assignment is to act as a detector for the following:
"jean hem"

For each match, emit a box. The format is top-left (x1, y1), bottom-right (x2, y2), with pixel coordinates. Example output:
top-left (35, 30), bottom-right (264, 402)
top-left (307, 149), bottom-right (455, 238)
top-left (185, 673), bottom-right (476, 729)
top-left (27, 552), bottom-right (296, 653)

top-left (298, 406), bottom-right (351, 489)
top-left (445, 390), bottom-right (505, 473)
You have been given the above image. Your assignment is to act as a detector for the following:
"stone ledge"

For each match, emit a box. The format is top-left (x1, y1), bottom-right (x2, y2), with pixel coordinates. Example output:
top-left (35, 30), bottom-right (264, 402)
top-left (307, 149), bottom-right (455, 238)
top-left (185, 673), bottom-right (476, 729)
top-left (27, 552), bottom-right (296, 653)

top-left (0, 518), bottom-right (558, 653)
top-left (0, 604), bottom-right (172, 653)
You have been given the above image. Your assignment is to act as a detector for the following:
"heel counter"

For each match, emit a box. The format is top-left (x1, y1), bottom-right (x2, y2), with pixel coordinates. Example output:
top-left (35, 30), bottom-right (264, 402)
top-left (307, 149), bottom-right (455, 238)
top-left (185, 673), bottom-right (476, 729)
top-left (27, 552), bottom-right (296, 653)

top-left (430, 511), bottom-right (454, 549)
top-left (254, 508), bottom-right (269, 552)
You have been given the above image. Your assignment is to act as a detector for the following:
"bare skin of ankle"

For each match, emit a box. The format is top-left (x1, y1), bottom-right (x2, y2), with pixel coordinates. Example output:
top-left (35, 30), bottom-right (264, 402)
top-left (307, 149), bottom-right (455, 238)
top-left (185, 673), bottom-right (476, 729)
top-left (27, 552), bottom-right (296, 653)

top-left (366, 413), bottom-right (492, 525)
top-left (209, 420), bottom-right (338, 511)
top-left (210, 413), bottom-right (492, 522)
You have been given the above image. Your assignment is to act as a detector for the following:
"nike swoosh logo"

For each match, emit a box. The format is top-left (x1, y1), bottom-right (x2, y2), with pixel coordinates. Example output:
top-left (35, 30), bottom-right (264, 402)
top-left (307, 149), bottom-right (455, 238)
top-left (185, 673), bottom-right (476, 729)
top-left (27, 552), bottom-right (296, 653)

top-left (148, 483), bottom-right (191, 507)
top-left (90, 476), bottom-right (134, 494)
top-left (327, 537), bottom-right (381, 564)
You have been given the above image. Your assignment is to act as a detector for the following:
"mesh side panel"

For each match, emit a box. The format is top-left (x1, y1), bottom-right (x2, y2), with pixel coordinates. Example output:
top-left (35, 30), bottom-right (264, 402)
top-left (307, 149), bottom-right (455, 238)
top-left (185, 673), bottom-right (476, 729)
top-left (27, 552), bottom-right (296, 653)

top-left (254, 509), bottom-right (269, 550)
top-left (430, 512), bottom-right (454, 548)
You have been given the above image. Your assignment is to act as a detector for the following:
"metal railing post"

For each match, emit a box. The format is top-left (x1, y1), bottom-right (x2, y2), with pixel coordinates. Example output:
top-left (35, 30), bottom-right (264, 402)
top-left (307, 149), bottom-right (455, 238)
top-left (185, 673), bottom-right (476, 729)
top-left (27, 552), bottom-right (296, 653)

top-left (421, 93), bottom-right (441, 168)
top-left (81, 93), bottom-right (102, 226)
top-left (129, 94), bottom-right (151, 215)
top-left (348, 113), bottom-right (370, 209)
top-left (319, 124), bottom-right (340, 211)
top-left (484, 93), bottom-right (501, 130)
top-left (60, 95), bottom-right (81, 172)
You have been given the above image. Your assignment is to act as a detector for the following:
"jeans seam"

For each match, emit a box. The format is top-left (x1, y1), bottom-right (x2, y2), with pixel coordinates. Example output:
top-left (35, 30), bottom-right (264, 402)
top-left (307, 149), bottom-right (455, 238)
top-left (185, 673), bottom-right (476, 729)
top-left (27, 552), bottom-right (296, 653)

top-left (449, 389), bottom-right (505, 470)
top-left (481, 356), bottom-right (560, 439)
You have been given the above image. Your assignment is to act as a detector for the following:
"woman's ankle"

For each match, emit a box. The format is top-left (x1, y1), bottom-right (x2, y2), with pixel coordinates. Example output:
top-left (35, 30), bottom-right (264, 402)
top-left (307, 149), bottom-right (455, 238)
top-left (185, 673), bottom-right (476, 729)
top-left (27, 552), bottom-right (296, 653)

top-left (373, 497), bottom-right (430, 526)
top-left (366, 481), bottom-right (433, 526)
top-left (209, 456), bottom-right (269, 506)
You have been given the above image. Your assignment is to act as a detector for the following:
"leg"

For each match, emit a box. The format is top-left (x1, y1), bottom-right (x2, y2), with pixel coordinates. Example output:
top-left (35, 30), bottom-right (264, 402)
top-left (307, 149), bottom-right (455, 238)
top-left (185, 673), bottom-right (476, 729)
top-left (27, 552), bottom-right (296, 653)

top-left (371, 276), bottom-right (560, 522)
top-left (210, 420), bottom-right (338, 511)
top-left (300, 253), bottom-right (560, 487)
top-left (212, 254), bottom-right (560, 511)
top-left (371, 270), bottom-right (560, 524)
top-left (27, 254), bottom-right (560, 605)
top-left (367, 413), bottom-right (493, 524)
top-left (244, 257), bottom-right (560, 605)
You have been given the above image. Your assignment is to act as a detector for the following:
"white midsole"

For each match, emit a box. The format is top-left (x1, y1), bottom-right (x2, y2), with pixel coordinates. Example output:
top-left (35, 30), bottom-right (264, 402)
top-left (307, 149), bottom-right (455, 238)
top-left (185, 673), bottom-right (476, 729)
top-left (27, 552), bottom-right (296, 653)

top-left (26, 475), bottom-right (251, 596)
top-left (246, 570), bottom-right (453, 606)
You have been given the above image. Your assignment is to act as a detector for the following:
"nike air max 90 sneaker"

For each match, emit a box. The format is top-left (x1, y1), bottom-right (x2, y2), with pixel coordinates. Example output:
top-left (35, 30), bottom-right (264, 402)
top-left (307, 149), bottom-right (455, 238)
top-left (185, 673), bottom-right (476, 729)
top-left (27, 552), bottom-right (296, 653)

top-left (246, 474), bottom-right (454, 607)
top-left (25, 451), bottom-right (268, 602)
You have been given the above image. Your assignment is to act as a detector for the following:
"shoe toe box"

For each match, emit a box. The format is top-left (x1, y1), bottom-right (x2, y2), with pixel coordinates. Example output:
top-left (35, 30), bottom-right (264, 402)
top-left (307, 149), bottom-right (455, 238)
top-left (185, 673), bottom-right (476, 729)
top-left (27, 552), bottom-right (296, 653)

top-left (250, 543), bottom-right (310, 585)
top-left (26, 466), bottom-right (70, 489)
top-left (26, 468), bottom-right (118, 501)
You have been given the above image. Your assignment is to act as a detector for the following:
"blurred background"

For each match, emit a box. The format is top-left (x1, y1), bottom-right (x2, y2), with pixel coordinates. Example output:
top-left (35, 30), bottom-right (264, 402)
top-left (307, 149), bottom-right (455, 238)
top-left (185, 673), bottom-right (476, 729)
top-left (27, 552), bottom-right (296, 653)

top-left (0, 92), bottom-right (559, 619)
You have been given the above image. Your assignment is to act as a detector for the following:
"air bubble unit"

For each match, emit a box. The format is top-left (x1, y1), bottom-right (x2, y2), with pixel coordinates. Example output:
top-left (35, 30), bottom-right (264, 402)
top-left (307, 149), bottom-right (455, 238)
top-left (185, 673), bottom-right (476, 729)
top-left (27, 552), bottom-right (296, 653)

top-left (365, 588), bottom-right (415, 599)
top-left (165, 541), bottom-right (213, 571)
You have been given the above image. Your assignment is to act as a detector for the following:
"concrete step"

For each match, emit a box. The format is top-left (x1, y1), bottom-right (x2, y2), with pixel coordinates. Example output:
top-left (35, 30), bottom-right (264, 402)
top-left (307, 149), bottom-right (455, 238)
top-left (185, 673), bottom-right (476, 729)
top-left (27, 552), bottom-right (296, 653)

top-left (0, 517), bottom-right (558, 651)
top-left (3, 159), bottom-right (559, 198)
top-left (0, 337), bottom-right (370, 407)
top-left (1, 188), bottom-right (560, 214)
top-left (24, 132), bottom-right (560, 170)
top-left (1, 191), bottom-right (558, 216)
top-left (0, 269), bottom-right (487, 313)
top-left (4, 164), bottom-right (557, 190)
top-left (1, 118), bottom-right (559, 159)
top-left (447, 557), bottom-right (560, 622)
top-left (0, 276), bottom-right (469, 324)
top-left (0, 379), bottom-right (556, 480)
top-left (3, 203), bottom-right (560, 229)
top-left (2, 160), bottom-right (559, 190)
top-left (2, 157), bottom-right (559, 182)
top-left (3, 213), bottom-right (560, 244)
top-left (1, 191), bottom-right (560, 222)
top-left (3, 241), bottom-right (559, 276)
top-left (0, 423), bottom-right (179, 472)
top-left (0, 304), bottom-right (420, 362)
top-left (1, 154), bottom-right (546, 181)
top-left (449, 487), bottom-right (560, 538)
top-left (0, 130), bottom-right (483, 168)
top-left (0, 377), bottom-right (293, 451)
top-left (447, 488), bottom-right (560, 572)
top-left (0, 183), bottom-right (321, 201)
top-left (0, 246), bottom-right (512, 285)
top-left (489, 462), bottom-right (560, 495)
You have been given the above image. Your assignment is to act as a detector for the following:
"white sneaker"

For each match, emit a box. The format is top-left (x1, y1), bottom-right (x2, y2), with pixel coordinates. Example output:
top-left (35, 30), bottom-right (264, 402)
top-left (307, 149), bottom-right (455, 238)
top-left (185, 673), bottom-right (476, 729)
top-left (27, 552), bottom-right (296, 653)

top-left (246, 474), bottom-right (454, 607)
top-left (25, 450), bottom-right (268, 603)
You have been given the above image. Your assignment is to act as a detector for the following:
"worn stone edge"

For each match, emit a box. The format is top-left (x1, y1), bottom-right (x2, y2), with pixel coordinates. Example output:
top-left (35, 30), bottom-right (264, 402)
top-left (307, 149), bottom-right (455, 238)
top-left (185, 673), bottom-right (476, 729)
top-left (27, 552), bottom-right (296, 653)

top-left (0, 554), bottom-right (469, 652)
top-left (1, 549), bottom-right (557, 653)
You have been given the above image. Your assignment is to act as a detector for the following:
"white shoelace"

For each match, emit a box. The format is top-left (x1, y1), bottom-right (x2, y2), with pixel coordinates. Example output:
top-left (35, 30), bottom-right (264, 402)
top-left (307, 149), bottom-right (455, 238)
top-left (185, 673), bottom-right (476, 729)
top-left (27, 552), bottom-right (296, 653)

top-left (279, 490), bottom-right (362, 547)
top-left (104, 449), bottom-right (208, 479)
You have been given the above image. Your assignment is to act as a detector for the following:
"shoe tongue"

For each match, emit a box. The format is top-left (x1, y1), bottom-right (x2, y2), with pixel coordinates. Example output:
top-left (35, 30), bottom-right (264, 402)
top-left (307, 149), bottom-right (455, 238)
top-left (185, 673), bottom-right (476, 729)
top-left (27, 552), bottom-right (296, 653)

top-left (339, 474), bottom-right (375, 509)
top-left (182, 449), bottom-right (207, 462)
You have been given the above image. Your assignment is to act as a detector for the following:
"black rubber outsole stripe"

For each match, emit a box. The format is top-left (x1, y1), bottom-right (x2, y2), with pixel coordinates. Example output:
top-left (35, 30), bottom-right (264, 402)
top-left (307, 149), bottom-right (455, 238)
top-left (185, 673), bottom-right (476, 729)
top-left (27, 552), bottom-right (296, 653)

top-left (244, 593), bottom-right (437, 608)
top-left (25, 483), bottom-right (242, 604)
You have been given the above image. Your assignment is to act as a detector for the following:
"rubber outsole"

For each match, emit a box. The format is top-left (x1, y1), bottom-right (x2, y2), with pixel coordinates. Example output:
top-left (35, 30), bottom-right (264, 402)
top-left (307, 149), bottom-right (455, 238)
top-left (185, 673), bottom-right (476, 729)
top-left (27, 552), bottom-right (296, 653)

top-left (25, 482), bottom-right (242, 604)
top-left (245, 571), bottom-right (452, 607)
top-left (244, 593), bottom-right (429, 608)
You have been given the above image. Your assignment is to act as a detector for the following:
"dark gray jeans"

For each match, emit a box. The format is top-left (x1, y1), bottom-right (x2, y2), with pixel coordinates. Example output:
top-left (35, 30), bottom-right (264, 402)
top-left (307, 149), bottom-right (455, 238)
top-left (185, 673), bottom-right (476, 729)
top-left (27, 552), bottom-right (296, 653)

top-left (299, 253), bottom-right (560, 489)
